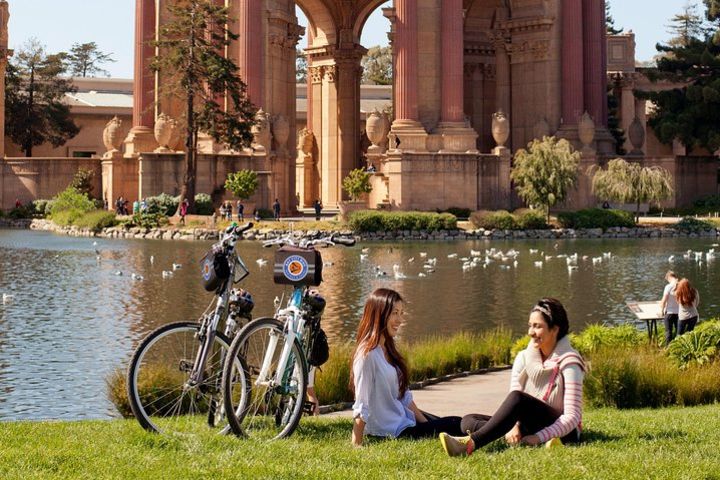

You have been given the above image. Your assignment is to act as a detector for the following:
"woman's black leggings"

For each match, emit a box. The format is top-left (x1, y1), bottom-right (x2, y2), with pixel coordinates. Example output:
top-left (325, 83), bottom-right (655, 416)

top-left (678, 316), bottom-right (698, 335)
top-left (398, 411), bottom-right (463, 439)
top-left (460, 390), bottom-right (579, 448)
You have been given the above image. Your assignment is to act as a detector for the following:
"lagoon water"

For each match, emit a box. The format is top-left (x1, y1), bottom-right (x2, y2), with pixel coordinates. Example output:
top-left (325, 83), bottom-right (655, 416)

top-left (0, 229), bottom-right (718, 420)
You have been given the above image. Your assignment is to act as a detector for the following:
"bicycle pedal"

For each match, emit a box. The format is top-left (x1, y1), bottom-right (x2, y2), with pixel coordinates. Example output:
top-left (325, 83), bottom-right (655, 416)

top-left (302, 401), bottom-right (315, 415)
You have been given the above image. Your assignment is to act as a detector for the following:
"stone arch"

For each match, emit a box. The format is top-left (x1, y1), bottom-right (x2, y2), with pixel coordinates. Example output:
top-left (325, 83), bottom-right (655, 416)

top-left (352, 0), bottom-right (391, 44)
top-left (295, 0), bottom-right (338, 47)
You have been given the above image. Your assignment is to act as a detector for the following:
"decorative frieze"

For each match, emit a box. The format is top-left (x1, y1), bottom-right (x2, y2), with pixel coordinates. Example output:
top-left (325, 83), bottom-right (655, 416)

top-left (506, 38), bottom-right (550, 63)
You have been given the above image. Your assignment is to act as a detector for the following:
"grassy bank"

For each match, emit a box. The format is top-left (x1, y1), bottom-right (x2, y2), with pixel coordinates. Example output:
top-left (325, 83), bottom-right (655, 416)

top-left (3, 405), bottom-right (720, 479)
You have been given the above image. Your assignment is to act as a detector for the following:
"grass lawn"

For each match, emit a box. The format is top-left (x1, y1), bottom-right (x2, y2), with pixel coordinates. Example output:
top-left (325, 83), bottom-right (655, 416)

top-left (2, 405), bottom-right (720, 479)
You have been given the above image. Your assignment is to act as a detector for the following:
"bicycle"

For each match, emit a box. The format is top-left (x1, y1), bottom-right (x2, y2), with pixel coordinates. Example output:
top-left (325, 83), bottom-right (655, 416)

top-left (126, 222), bottom-right (255, 436)
top-left (221, 232), bottom-right (355, 440)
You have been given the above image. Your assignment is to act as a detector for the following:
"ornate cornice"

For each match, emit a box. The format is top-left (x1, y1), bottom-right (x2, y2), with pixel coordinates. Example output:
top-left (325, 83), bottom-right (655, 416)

top-left (496, 16), bottom-right (555, 34)
top-left (506, 38), bottom-right (550, 63)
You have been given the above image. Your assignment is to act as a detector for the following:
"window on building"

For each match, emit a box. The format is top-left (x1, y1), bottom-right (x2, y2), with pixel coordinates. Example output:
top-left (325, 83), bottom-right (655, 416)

top-left (72, 151), bottom-right (96, 158)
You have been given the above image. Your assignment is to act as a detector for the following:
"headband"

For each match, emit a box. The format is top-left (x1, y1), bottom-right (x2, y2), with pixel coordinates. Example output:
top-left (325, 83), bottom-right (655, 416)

top-left (532, 305), bottom-right (552, 319)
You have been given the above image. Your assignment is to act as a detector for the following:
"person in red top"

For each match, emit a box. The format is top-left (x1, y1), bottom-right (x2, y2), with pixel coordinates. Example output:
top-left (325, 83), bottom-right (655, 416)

top-left (179, 198), bottom-right (189, 225)
top-left (15, 198), bottom-right (21, 209)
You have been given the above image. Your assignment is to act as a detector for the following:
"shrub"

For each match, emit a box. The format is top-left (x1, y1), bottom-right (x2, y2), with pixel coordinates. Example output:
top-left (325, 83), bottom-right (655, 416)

top-left (570, 324), bottom-right (645, 356)
top-left (440, 207), bottom-right (472, 219)
top-left (70, 168), bottom-right (96, 199)
top-left (673, 217), bottom-right (715, 232)
top-left (557, 208), bottom-right (635, 229)
top-left (130, 212), bottom-right (167, 229)
top-left (7, 205), bottom-right (33, 219)
top-left (667, 321), bottom-right (720, 368)
top-left (254, 208), bottom-right (274, 219)
top-left (73, 210), bottom-right (117, 232)
top-left (224, 169), bottom-right (258, 200)
top-left (347, 211), bottom-right (456, 232)
top-left (516, 210), bottom-right (549, 229)
top-left (342, 168), bottom-right (372, 201)
top-left (49, 187), bottom-right (96, 225)
top-left (470, 210), bottom-right (517, 230)
top-left (194, 193), bottom-right (213, 215)
top-left (146, 193), bottom-right (179, 216)
top-left (31, 199), bottom-right (51, 217)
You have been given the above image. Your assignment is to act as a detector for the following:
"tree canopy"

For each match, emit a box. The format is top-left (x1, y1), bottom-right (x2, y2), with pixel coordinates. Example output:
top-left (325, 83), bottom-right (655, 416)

top-left (361, 46), bottom-right (392, 85)
top-left (296, 48), bottom-right (307, 83)
top-left (153, 0), bottom-right (256, 214)
top-left (5, 39), bottom-right (80, 157)
top-left (510, 136), bottom-right (580, 220)
top-left (636, 1), bottom-right (720, 154)
top-left (590, 158), bottom-right (674, 222)
top-left (606, 3), bottom-right (623, 35)
top-left (64, 42), bottom-right (116, 77)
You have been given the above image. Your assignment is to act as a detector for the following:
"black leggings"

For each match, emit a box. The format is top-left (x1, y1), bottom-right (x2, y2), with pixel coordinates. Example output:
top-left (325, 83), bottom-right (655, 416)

top-left (678, 316), bottom-right (698, 335)
top-left (398, 411), bottom-right (463, 439)
top-left (461, 390), bottom-right (579, 448)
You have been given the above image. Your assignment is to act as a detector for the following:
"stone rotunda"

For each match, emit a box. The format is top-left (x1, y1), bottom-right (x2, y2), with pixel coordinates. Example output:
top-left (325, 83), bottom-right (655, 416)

top-left (117, 0), bottom-right (612, 213)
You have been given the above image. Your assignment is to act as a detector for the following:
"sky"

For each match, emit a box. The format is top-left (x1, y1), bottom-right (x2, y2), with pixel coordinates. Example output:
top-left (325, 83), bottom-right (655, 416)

top-left (7, 0), bottom-right (694, 79)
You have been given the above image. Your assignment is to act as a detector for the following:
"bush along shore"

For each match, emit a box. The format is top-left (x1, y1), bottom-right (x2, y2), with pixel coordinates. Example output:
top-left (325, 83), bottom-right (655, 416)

top-left (20, 217), bottom-right (720, 241)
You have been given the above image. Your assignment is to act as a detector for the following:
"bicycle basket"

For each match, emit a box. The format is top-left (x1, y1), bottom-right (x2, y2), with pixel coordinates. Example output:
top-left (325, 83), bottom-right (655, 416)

top-left (200, 250), bottom-right (230, 292)
top-left (273, 246), bottom-right (323, 286)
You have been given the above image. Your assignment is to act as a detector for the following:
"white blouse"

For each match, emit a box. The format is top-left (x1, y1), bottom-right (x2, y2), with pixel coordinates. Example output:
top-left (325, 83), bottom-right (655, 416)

top-left (352, 346), bottom-right (415, 438)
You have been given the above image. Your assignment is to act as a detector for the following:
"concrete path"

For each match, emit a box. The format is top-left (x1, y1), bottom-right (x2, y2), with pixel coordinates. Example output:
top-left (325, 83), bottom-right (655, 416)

top-left (324, 368), bottom-right (511, 418)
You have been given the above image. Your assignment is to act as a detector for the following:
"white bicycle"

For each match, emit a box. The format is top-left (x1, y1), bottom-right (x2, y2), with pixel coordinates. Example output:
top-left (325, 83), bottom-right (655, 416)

top-left (221, 232), bottom-right (355, 440)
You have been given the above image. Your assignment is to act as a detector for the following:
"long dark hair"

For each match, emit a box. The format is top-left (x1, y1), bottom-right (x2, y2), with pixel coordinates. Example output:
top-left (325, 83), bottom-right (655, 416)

top-left (531, 297), bottom-right (570, 340)
top-left (350, 288), bottom-right (409, 398)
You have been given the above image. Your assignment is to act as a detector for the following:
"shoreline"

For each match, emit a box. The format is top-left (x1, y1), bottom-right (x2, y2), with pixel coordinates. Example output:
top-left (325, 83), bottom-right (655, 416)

top-left (0, 217), bottom-right (718, 242)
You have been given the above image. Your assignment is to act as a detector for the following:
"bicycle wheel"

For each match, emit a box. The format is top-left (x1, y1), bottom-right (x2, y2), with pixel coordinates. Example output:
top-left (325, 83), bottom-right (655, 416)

top-left (127, 321), bottom-right (244, 436)
top-left (223, 317), bottom-right (308, 440)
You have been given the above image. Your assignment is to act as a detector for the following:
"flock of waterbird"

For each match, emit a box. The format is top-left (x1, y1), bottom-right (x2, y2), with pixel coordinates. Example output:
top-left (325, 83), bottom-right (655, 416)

top-left (2, 240), bottom-right (717, 306)
top-left (355, 242), bottom-right (719, 281)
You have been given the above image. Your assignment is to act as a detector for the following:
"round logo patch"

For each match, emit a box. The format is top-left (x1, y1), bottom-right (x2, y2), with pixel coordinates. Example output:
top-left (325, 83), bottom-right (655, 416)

top-left (202, 260), bottom-right (213, 281)
top-left (283, 255), bottom-right (308, 282)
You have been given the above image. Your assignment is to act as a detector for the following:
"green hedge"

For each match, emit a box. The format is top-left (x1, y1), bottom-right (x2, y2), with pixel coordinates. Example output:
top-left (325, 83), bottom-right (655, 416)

top-left (469, 209), bottom-right (549, 230)
top-left (347, 210), bottom-right (457, 232)
top-left (145, 193), bottom-right (214, 216)
top-left (557, 208), bottom-right (635, 229)
top-left (673, 217), bottom-right (715, 232)
top-left (73, 210), bottom-right (118, 232)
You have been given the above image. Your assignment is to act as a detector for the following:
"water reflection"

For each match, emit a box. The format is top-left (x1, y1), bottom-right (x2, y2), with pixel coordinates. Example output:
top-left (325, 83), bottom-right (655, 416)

top-left (0, 230), bottom-right (718, 420)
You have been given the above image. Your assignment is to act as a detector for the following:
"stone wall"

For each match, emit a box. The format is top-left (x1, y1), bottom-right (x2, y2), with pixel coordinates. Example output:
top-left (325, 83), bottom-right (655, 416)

top-left (0, 157), bottom-right (102, 210)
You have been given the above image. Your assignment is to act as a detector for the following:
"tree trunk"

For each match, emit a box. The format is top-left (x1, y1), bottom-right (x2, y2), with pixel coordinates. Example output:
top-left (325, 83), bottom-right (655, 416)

top-left (635, 200), bottom-right (641, 224)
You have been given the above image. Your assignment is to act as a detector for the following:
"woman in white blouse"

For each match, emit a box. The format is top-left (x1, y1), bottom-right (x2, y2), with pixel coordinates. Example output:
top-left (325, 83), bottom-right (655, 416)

top-left (351, 288), bottom-right (462, 447)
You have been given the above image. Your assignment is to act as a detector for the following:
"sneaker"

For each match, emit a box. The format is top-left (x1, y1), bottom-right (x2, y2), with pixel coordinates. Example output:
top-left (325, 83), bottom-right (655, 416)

top-left (545, 437), bottom-right (563, 449)
top-left (439, 432), bottom-right (474, 457)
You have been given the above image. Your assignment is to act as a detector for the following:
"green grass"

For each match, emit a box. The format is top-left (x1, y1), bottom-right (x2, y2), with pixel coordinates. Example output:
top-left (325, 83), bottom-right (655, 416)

top-left (3, 405), bottom-right (720, 479)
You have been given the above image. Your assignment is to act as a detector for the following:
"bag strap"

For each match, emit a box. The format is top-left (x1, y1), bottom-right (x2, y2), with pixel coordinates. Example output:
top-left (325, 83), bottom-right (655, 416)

top-left (540, 353), bottom-right (585, 402)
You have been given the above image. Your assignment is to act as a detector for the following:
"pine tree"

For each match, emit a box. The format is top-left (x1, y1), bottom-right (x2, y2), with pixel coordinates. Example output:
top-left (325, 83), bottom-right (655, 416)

top-left (606, 3), bottom-right (623, 35)
top-left (65, 42), bottom-right (116, 78)
top-left (152, 0), bottom-right (256, 214)
top-left (665, 2), bottom-right (709, 47)
top-left (5, 39), bottom-right (80, 157)
top-left (637, 2), bottom-right (720, 153)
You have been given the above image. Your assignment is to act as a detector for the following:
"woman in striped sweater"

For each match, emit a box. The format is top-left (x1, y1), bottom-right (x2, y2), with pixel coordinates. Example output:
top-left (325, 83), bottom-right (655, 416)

top-left (440, 297), bottom-right (585, 456)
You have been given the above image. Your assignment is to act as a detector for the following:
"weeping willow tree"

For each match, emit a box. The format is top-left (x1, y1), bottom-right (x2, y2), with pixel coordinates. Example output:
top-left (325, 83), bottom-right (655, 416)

top-left (511, 136), bottom-right (581, 222)
top-left (589, 158), bottom-right (674, 223)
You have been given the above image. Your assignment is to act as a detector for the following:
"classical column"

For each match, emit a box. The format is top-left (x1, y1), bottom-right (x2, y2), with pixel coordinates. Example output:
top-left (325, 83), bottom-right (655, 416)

top-left (561, 0), bottom-right (584, 125)
top-left (238, 0), bottom-right (263, 106)
top-left (124, 0), bottom-right (158, 156)
top-left (0, 1), bottom-right (9, 159)
top-left (392, 0), bottom-right (419, 127)
top-left (440, 0), bottom-right (464, 124)
top-left (583, 0), bottom-right (604, 124)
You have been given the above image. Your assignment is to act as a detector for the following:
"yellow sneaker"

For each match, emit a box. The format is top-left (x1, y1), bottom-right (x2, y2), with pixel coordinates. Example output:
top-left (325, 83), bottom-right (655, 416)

top-left (439, 432), bottom-right (473, 457)
top-left (545, 437), bottom-right (563, 449)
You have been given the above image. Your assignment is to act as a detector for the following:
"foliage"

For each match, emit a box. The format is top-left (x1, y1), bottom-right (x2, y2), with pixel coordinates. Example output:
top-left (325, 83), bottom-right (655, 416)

top-left (361, 45), bottom-right (392, 85)
top-left (254, 208), bottom-right (274, 220)
top-left (510, 136), bottom-right (580, 221)
top-left (605, 2), bottom-right (623, 35)
top-left (589, 158), bottom-right (674, 222)
top-left (194, 193), bottom-right (214, 215)
top-left (673, 216), bottom-right (715, 232)
top-left (470, 210), bottom-right (517, 230)
top-left (636, 2), bottom-right (720, 153)
top-left (73, 210), bottom-right (118, 232)
top-left (5, 39), bottom-right (80, 157)
top-left (557, 208), bottom-right (636, 229)
top-left (438, 207), bottom-right (472, 219)
top-left (31, 199), bottom-right (53, 217)
top-left (667, 327), bottom-right (720, 368)
top-left (69, 168), bottom-right (95, 199)
top-left (224, 169), bottom-right (258, 200)
top-left (64, 42), bottom-right (116, 77)
top-left (296, 48), bottom-right (307, 83)
top-left (153, 0), bottom-right (256, 214)
top-left (606, 80), bottom-right (626, 155)
top-left (569, 324), bottom-right (646, 357)
top-left (146, 193), bottom-right (180, 216)
top-left (515, 210), bottom-right (549, 230)
top-left (130, 212), bottom-right (167, 229)
top-left (7, 205), bottom-right (34, 219)
top-left (347, 211), bottom-right (456, 232)
top-left (48, 187), bottom-right (96, 225)
top-left (342, 168), bottom-right (372, 201)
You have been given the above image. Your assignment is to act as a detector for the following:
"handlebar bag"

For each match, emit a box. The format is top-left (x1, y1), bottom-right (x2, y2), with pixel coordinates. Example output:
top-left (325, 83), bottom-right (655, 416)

top-left (273, 246), bottom-right (323, 286)
top-left (200, 250), bottom-right (230, 292)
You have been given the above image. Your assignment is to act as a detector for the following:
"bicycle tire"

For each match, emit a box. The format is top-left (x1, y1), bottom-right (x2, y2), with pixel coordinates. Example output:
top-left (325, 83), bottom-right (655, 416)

top-left (222, 317), bottom-right (308, 440)
top-left (127, 321), bottom-right (243, 436)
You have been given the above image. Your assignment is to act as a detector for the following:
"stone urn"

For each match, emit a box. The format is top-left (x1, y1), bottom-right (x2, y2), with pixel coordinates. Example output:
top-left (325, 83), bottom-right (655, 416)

top-left (251, 109), bottom-right (272, 151)
top-left (491, 110), bottom-right (510, 147)
top-left (533, 117), bottom-right (551, 140)
top-left (102, 116), bottom-right (123, 157)
top-left (272, 114), bottom-right (290, 153)
top-left (578, 111), bottom-right (596, 151)
top-left (154, 113), bottom-right (177, 153)
top-left (366, 110), bottom-right (387, 153)
top-left (628, 116), bottom-right (645, 154)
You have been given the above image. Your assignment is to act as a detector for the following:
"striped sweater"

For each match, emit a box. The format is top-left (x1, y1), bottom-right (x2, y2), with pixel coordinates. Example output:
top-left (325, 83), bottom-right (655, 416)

top-left (511, 336), bottom-right (585, 443)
